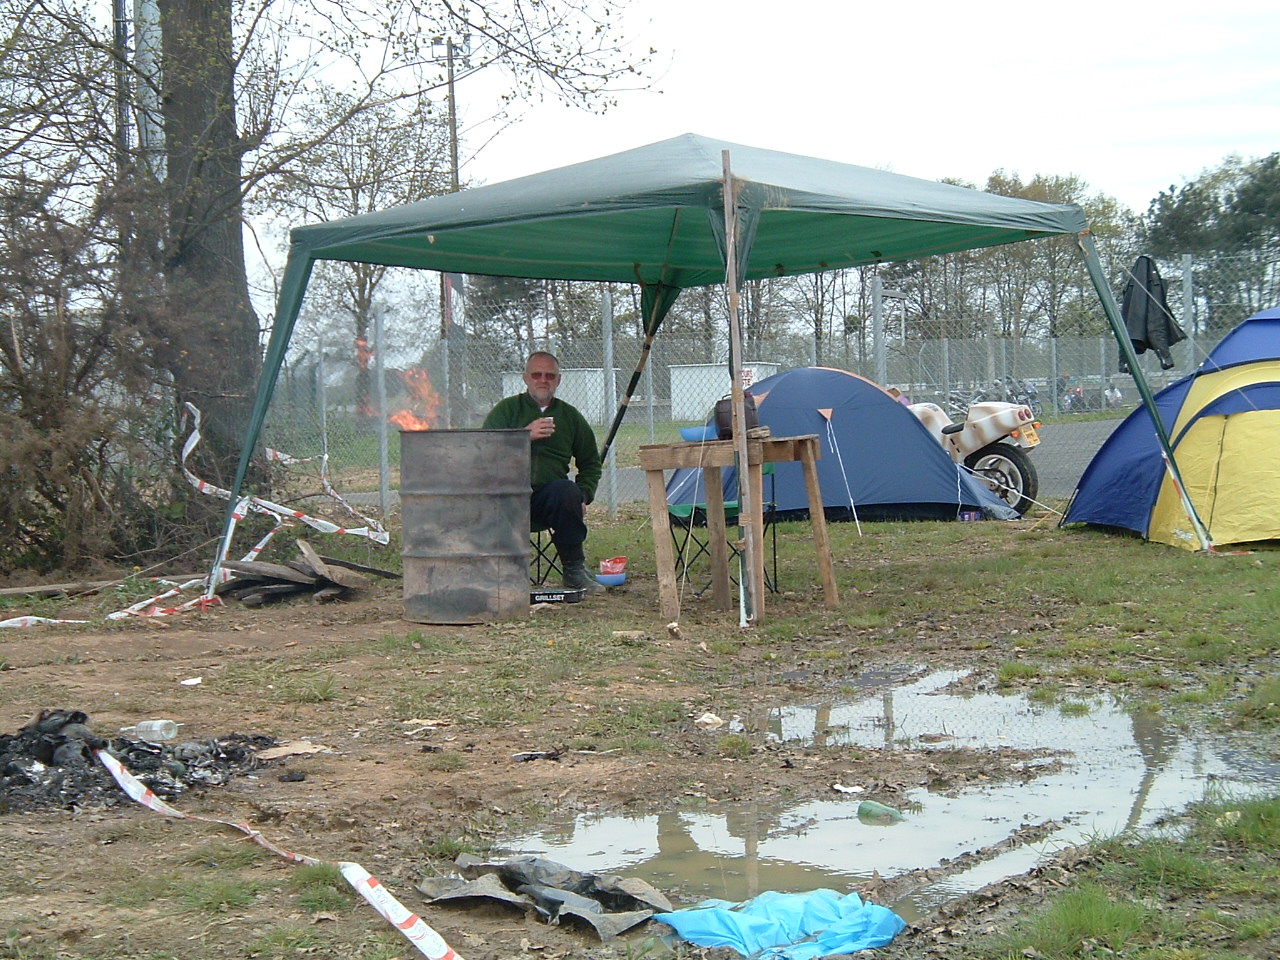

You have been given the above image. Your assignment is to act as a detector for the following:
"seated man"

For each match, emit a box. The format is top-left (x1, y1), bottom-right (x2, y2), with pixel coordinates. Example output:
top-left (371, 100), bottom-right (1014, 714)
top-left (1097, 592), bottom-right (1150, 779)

top-left (483, 351), bottom-right (603, 594)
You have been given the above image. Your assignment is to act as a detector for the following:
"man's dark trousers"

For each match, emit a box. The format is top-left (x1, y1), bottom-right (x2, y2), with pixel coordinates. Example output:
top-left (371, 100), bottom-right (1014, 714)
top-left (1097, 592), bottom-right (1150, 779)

top-left (530, 478), bottom-right (587, 563)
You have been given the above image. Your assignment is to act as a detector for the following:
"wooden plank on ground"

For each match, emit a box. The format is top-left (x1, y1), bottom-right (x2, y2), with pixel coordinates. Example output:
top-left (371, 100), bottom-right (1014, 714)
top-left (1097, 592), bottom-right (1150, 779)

top-left (296, 540), bottom-right (368, 589)
top-left (318, 555), bottom-right (401, 579)
top-left (220, 560), bottom-right (317, 584)
top-left (0, 575), bottom-right (205, 599)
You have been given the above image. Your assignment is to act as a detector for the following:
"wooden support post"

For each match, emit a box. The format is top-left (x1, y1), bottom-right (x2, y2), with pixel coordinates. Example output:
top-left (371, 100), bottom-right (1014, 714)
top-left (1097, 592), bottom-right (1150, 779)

top-left (645, 463), bottom-right (681, 621)
top-left (799, 439), bottom-right (838, 606)
top-left (703, 465), bottom-right (731, 610)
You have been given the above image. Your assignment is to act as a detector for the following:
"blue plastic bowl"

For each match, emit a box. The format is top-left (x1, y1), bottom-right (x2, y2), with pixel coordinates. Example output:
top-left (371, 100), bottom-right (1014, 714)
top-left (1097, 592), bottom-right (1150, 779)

top-left (679, 425), bottom-right (718, 442)
top-left (596, 572), bottom-right (627, 587)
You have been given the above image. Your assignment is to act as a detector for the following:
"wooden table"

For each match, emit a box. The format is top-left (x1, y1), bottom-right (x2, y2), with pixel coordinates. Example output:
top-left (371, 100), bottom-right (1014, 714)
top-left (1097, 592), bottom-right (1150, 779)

top-left (638, 435), bottom-right (838, 622)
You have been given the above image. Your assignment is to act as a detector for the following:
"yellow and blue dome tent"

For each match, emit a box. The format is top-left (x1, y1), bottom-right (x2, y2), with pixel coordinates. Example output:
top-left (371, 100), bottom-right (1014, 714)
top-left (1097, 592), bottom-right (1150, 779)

top-left (1063, 308), bottom-right (1280, 550)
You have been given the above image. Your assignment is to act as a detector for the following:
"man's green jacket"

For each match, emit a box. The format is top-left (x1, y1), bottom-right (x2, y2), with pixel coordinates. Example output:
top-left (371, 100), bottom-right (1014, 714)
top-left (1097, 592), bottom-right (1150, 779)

top-left (482, 394), bottom-right (602, 504)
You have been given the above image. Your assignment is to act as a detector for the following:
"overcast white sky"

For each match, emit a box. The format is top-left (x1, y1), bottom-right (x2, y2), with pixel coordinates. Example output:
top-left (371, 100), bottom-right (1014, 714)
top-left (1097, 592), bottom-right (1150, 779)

top-left (458, 0), bottom-right (1279, 213)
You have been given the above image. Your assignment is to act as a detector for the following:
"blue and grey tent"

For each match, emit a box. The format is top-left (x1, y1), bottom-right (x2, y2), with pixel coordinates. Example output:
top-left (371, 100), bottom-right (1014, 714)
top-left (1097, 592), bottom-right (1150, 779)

top-left (666, 367), bottom-right (1016, 522)
top-left (1063, 309), bottom-right (1280, 549)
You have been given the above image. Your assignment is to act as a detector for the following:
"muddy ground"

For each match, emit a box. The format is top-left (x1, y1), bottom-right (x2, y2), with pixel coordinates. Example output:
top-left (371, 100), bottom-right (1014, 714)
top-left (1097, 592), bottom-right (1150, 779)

top-left (0, 562), bottom-right (1245, 959)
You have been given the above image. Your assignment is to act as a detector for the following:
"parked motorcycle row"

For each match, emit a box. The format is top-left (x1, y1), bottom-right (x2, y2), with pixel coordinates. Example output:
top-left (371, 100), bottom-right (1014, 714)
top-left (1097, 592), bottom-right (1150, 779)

top-left (939, 375), bottom-right (1129, 418)
top-left (940, 377), bottom-right (1040, 419)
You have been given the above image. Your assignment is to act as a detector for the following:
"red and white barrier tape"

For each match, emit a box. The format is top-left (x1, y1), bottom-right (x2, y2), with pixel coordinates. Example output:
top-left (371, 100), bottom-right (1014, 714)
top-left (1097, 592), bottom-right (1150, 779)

top-left (182, 404), bottom-right (389, 545)
top-left (4, 405), bottom-right (392, 628)
top-left (96, 749), bottom-right (460, 960)
top-left (0, 614), bottom-right (91, 628)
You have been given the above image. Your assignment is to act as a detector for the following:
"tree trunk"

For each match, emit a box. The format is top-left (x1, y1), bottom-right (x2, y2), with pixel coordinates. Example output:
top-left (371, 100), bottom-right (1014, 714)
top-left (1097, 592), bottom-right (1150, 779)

top-left (158, 0), bottom-right (261, 491)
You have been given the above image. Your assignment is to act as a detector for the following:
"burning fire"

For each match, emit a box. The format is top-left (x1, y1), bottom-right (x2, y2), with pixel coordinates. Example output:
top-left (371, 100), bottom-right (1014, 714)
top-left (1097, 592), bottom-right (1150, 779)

top-left (389, 368), bottom-right (441, 431)
top-left (355, 337), bottom-right (374, 371)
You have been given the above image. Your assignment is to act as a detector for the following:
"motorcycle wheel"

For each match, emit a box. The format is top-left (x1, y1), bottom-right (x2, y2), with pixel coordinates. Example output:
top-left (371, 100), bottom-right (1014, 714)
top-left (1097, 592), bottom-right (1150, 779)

top-left (964, 442), bottom-right (1039, 516)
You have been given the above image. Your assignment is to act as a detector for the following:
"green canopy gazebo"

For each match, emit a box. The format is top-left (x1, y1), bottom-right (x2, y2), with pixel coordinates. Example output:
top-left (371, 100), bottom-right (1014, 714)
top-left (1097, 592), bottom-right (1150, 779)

top-left (224, 134), bottom-right (1204, 618)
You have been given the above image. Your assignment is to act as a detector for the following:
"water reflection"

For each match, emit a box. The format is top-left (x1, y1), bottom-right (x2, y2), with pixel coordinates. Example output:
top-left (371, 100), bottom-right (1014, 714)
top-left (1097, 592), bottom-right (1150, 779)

top-left (500, 671), bottom-right (1278, 919)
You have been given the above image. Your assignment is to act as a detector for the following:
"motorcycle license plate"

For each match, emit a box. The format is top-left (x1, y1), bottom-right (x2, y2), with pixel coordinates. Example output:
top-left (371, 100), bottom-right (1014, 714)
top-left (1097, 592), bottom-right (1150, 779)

top-left (1018, 423), bottom-right (1041, 447)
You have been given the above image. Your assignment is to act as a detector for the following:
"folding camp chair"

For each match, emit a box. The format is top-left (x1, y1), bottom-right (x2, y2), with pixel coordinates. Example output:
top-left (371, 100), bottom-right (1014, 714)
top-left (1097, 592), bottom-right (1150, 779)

top-left (668, 467), bottom-right (778, 597)
top-left (529, 526), bottom-right (562, 585)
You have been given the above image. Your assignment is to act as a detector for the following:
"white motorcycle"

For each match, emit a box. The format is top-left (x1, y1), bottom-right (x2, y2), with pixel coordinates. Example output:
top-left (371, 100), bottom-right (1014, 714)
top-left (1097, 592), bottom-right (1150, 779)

top-left (908, 399), bottom-right (1041, 515)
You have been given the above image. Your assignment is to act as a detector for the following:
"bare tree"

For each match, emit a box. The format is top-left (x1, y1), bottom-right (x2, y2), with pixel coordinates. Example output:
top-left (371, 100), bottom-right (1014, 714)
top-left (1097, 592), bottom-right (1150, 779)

top-left (0, 5), bottom-right (172, 569)
top-left (258, 92), bottom-right (452, 423)
top-left (1, 0), bottom-right (652, 569)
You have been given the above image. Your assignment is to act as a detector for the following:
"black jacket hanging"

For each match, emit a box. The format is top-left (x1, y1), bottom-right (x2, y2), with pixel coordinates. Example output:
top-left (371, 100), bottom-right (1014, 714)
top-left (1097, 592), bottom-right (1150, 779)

top-left (1119, 255), bottom-right (1185, 371)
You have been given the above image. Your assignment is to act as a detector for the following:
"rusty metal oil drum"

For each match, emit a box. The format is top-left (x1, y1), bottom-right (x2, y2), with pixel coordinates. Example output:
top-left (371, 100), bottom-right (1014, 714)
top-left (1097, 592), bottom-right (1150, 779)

top-left (400, 429), bottom-right (530, 623)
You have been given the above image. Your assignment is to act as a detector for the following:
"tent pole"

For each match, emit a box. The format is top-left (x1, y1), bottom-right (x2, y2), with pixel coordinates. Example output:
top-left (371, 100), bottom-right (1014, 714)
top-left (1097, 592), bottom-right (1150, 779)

top-left (598, 278), bottom-right (681, 461)
top-left (1076, 232), bottom-right (1212, 550)
top-left (598, 295), bottom-right (659, 461)
top-left (212, 248), bottom-right (318, 585)
top-left (723, 150), bottom-right (758, 626)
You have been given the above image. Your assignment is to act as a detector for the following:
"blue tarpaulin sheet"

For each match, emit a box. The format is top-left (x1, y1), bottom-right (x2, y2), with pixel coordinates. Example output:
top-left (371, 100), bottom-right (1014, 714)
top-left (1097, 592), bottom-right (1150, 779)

top-left (653, 888), bottom-right (906, 959)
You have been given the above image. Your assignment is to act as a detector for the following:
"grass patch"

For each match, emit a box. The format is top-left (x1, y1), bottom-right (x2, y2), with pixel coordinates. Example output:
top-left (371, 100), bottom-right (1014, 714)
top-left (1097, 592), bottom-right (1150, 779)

top-left (716, 733), bottom-right (753, 759)
top-left (374, 629), bottom-right (464, 656)
top-left (248, 924), bottom-right (329, 957)
top-left (423, 751), bottom-right (468, 772)
top-left (176, 876), bottom-right (261, 913)
top-left (179, 840), bottom-right (269, 870)
top-left (996, 661), bottom-right (1041, 686)
top-left (1236, 676), bottom-right (1280, 725)
top-left (425, 834), bottom-right (481, 860)
top-left (105, 872), bottom-right (179, 909)
top-left (956, 793), bottom-right (1280, 959)
top-left (996, 881), bottom-right (1168, 955)
top-left (576, 700), bottom-right (684, 752)
top-left (287, 863), bottom-right (353, 912)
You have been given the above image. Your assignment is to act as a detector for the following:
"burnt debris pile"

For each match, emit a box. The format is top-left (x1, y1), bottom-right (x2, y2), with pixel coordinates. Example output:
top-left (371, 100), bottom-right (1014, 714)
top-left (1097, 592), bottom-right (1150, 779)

top-left (0, 709), bottom-right (276, 813)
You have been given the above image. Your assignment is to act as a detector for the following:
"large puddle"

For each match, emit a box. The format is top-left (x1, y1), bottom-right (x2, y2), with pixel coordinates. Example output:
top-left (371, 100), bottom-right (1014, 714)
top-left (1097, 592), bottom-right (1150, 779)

top-left (498, 669), bottom-right (1280, 922)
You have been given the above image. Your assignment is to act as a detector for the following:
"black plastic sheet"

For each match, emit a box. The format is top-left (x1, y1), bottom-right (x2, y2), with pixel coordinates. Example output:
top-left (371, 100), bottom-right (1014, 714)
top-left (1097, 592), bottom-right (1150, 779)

top-left (416, 854), bottom-right (672, 940)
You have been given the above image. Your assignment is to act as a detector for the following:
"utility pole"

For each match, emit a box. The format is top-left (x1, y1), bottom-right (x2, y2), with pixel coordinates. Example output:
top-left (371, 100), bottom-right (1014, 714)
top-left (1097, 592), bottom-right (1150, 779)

top-left (111, 0), bottom-right (130, 172)
top-left (446, 36), bottom-right (460, 192)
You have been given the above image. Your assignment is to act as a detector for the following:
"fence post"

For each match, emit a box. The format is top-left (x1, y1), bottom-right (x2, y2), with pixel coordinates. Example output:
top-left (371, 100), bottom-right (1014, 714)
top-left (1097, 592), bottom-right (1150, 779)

top-left (872, 275), bottom-right (886, 386)
top-left (601, 288), bottom-right (617, 518)
top-left (317, 342), bottom-right (328, 455)
top-left (1050, 338), bottom-right (1061, 414)
top-left (643, 352), bottom-right (656, 444)
top-left (440, 275), bottom-right (451, 430)
top-left (375, 308), bottom-right (391, 518)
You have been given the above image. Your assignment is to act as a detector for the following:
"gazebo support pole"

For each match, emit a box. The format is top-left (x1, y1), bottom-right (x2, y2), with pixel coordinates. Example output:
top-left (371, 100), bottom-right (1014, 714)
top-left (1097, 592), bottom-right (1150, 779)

top-left (1076, 231), bottom-right (1211, 550)
top-left (723, 150), bottom-right (758, 626)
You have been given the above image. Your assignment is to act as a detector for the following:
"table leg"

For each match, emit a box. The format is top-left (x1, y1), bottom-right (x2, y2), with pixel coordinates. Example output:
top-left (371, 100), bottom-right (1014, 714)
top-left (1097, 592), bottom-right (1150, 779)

top-left (703, 466), bottom-right (731, 610)
top-left (799, 440), bottom-right (838, 607)
top-left (645, 467), bottom-right (680, 620)
top-left (746, 460), bottom-right (766, 619)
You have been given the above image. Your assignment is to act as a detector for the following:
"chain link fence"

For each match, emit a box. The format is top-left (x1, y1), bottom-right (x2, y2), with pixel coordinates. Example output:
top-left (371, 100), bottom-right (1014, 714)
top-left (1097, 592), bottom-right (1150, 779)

top-left (261, 252), bottom-right (1278, 517)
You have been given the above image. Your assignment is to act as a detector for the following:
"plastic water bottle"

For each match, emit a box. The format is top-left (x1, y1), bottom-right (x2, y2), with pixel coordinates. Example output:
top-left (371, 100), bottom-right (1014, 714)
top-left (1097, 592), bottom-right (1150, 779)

top-left (857, 799), bottom-right (905, 824)
top-left (123, 719), bottom-right (180, 741)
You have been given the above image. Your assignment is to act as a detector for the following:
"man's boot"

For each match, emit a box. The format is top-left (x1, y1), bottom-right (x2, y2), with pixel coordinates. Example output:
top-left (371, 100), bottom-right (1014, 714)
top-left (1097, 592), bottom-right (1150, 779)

top-left (562, 559), bottom-right (603, 594)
